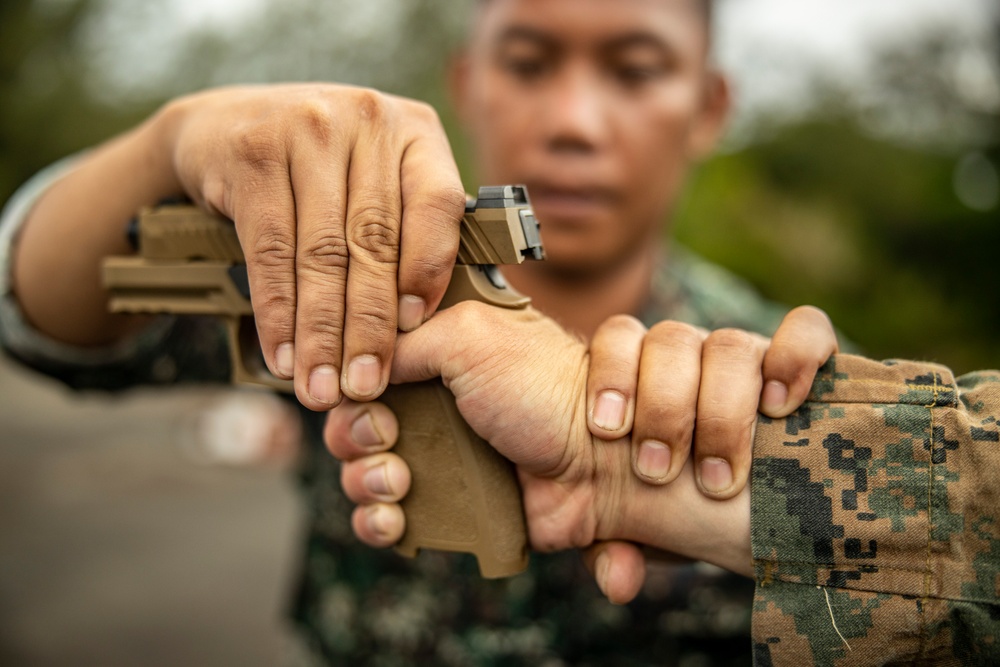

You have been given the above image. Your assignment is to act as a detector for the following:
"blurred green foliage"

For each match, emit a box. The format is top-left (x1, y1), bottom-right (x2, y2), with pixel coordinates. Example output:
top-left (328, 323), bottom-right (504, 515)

top-left (675, 120), bottom-right (999, 372)
top-left (0, 0), bottom-right (155, 202)
top-left (1, 0), bottom-right (996, 373)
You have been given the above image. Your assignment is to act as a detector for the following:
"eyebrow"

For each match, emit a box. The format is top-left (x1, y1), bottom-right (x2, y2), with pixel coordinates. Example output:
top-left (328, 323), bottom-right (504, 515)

top-left (495, 26), bottom-right (559, 50)
top-left (495, 25), bottom-right (673, 55)
top-left (602, 32), bottom-right (672, 55)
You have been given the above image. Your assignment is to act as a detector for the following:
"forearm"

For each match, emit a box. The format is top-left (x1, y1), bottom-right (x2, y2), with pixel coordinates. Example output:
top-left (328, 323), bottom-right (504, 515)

top-left (12, 103), bottom-right (183, 346)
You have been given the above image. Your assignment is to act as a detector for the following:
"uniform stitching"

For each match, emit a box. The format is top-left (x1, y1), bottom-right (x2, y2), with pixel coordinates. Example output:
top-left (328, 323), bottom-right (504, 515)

top-left (917, 374), bottom-right (940, 662)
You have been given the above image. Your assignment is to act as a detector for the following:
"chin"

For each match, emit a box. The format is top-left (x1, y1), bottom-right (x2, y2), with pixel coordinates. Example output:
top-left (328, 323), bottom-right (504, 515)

top-left (537, 239), bottom-right (622, 278)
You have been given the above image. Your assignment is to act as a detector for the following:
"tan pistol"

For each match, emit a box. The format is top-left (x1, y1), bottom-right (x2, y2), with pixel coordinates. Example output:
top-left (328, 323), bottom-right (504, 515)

top-left (102, 185), bottom-right (544, 578)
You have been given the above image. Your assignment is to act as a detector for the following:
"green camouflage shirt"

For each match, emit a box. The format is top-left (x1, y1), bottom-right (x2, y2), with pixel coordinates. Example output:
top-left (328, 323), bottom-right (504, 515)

top-left (751, 355), bottom-right (1000, 666)
top-left (2, 168), bottom-right (997, 664)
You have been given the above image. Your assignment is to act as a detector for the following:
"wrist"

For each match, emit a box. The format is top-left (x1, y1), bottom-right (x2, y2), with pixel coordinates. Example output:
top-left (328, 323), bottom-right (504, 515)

top-left (591, 441), bottom-right (753, 577)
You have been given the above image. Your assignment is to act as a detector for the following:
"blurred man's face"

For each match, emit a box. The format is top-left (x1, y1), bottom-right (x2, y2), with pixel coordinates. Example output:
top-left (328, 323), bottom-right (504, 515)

top-left (453, 0), bottom-right (727, 274)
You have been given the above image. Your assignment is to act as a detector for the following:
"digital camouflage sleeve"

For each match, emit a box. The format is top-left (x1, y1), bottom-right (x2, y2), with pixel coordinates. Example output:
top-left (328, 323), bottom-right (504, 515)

top-left (751, 354), bottom-right (1000, 666)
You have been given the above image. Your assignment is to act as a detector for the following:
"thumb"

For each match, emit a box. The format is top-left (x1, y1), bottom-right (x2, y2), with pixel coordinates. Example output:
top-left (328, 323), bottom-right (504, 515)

top-left (389, 312), bottom-right (453, 385)
top-left (390, 301), bottom-right (543, 386)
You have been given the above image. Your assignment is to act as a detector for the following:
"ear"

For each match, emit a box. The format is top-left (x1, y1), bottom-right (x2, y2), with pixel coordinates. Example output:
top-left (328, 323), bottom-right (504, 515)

top-left (687, 69), bottom-right (731, 159)
top-left (448, 50), bottom-right (472, 128)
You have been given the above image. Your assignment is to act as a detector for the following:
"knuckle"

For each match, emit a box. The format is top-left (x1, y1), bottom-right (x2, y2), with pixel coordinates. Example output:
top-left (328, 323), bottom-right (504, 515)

top-left (300, 312), bottom-right (346, 343)
top-left (599, 314), bottom-right (646, 337)
top-left (697, 412), bottom-right (753, 441)
top-left (705, 327), bottom-right (759, 358)
top-left (299, 230), bottom-right (350, 273)
top-left (347, 296), bottom-right (397, 338)
top-left (790, 304), bottom-right (833, 329)
top-left (297, 99), bottom-right (339, 146)
top-left (447, 300), bottom-right (494, 331)
top-left (646, 320), bottom-right (703, 352)
top-left (415, 185), bottom-right (468, 224)
top-left (638, 403), bottom-right (694, 447)
top-left (353, 88), bottom-right (387, 122)
top-left (233, 124), bottom-right (284, 173)
top-left (251, 226), bottom-right (296, 266)
top-left (251, 288), bottom-right (296, 325)
top-left (349, 203), bottom-right (400, 262)
top-left (405, 253), bottom-right (454, 286)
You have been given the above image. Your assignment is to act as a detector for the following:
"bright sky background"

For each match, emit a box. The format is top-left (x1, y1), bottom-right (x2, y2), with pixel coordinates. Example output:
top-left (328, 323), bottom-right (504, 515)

top-left (716, 0), bottom-right (998, 131)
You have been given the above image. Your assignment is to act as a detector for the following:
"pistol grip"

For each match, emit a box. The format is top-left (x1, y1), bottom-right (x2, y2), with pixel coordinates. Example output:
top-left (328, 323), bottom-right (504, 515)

top-left (380, 380), bottom-right (529, 578)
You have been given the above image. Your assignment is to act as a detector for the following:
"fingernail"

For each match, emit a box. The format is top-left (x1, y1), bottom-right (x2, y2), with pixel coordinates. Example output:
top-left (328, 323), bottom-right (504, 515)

top-left (398, 294), bottom-right (426, 332)
top-left (761, 380), bottom-right (789, 414)
top-left (364, 464), bottom-right (392, 496)
top-left (351, 410), bottom-right (384, 449)
top-left (595, 552), bottom-right (611, 599)
top-left (636, 440), bottom-right (672, 480)
top-left (366, 505), bottom-right (389, 537)
top-left (308, 365), bottom-right (340, 405)
top-left (346, 355), bottom-right (382, 398)
top-left (275, 343), bottom-right (294, 379)
top-left (700, 457), bottom-right (733, 495)
top-left (593, 390), bottom-right (627, 432)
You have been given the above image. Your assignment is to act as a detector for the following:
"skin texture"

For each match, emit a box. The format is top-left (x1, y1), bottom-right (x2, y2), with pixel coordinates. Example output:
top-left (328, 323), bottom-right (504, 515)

top-left (328, 302), bottom-right (756, 577)
top-left (329, 305), bottom-right (838, 602)
top-left (13, 84), bottom-right (466, 410)
top-left (586, 306), bottom-right (838, 493)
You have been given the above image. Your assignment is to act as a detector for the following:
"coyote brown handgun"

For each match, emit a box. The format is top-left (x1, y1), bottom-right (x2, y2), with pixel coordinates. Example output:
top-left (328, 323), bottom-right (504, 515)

top-left (102, 186), bottom-right (544, 578)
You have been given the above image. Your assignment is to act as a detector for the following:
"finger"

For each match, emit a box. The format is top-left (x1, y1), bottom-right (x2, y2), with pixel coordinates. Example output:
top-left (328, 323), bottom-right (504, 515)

top-left (632, 321), bottom-right (708, 485)
top-left (695, 328), bottom-right (769, 499)
top-left (351, 502), bottom-right (406, 548)
top-left (340, 452), bottom-right (411, 504)
top-left (286, 113), bottom-right (352, 410)
top-left (581, 541), bottom-right (647, 605)
top-left (587, 315), bottom-right (645, 440)
top-left (323, 399), bottom-right (400, 461)
top-left (389, 301), bottom-right (498, 385)
top-left (760, 306), bottom-right (839, 418)
top-left (340, 93), bottom-right (405, 402)
top-left (396, 105), bottom-right (466, 331)
top-left (229, 157), bottom-right (299, 386)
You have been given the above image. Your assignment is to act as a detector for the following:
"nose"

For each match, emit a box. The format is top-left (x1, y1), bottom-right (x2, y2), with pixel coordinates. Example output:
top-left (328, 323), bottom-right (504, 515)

top-left (540, 63), bottom-right (609, 153)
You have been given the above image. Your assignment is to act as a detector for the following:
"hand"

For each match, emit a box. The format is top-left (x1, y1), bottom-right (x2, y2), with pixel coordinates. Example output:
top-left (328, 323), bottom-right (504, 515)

top-left (326, 303), bottom-right (753, 582)
top-left (164, 84), bottom-right (466, 409)
top-left (586, 306), bottom-right (839, 496)
top-left (582, 306), bottom-right (837, 602)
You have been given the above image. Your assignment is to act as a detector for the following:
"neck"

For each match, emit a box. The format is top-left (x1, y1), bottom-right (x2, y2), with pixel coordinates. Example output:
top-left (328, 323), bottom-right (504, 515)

top-left (504, 245), bottom-right (658, 340)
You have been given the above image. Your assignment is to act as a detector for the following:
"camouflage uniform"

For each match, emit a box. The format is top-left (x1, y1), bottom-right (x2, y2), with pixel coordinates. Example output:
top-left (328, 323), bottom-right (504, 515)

top-left (2, 165), bottom-right (997, 665)
top-left (752, 355), bottom-right (1000, 666)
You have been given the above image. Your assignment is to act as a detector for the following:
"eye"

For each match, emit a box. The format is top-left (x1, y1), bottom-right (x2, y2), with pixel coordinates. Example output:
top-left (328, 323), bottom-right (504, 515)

top-left (606, 44), bottom-right (676, 89)
top-left (502, 55), bottom-right (549, 81)
top-left (614, 64), bottom-right (663, 87)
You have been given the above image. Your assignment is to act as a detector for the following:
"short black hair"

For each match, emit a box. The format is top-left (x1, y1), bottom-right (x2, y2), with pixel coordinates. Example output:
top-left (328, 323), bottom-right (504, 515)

top-left (478, 0), bottom-right (714, 30)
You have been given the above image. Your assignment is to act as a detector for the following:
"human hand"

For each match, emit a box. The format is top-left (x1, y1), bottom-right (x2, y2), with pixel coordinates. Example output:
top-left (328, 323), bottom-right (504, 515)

top-left (326, 303), bottom-right (753, 580)
top-left (581, 307), bottom-right (836, 602)
top-left (162, 84), bottom-right (466, 409)
top-left (586, 306), bottom-right (838, 497)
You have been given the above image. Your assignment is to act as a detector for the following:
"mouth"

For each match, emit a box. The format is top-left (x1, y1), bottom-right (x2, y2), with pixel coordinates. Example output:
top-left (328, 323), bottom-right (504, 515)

top-left (523, 182), bottom-right (618, 222)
